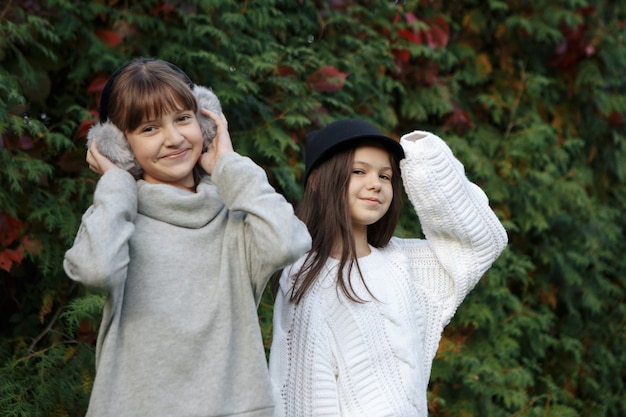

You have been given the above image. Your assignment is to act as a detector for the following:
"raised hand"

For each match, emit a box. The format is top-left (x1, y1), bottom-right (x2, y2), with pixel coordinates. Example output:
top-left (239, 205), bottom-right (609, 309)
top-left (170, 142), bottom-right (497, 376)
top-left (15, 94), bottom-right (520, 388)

top-left (87, 136), bottom-right (119, 175)
top-left (198, 109), bottom-right (235, 175)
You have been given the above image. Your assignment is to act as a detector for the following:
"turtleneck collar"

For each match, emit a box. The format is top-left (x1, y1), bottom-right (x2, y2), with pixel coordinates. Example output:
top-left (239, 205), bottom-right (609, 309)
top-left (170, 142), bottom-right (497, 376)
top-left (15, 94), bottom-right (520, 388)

top-left (136, 176), bottom-right (224, 229)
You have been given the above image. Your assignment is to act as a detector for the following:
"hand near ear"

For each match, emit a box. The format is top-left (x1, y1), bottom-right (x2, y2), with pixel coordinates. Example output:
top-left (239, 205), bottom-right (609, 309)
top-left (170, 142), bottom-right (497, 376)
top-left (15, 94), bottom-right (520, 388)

top-left (87, 137), bottom-right (119, 175)
top-left (199, 109), bottom-right (235, 175)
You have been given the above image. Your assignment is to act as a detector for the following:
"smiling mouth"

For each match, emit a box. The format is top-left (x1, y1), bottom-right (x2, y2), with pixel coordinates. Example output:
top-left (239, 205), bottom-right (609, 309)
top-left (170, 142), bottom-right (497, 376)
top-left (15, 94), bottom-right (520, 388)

top-left (361, 197), bottom-right (381, 204)
top-left (161, 149), bottom-right (189, 159)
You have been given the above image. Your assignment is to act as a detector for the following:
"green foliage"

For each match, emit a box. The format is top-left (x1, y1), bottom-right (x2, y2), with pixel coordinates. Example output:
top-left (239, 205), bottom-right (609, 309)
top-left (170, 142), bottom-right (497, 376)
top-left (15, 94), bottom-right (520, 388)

top-left (1, 0), bottom-right (625, 416)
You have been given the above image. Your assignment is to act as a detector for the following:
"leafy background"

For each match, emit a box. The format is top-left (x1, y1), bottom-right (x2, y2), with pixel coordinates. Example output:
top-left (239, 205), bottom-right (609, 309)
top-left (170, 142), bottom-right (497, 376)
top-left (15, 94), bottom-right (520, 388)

top-left (1, 0), bottom-right (625, 416)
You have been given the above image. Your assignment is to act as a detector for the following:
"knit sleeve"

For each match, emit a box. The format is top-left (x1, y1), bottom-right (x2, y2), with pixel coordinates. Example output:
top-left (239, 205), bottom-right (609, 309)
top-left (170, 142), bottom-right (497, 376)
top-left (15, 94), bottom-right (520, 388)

top-left (399, 131), bottom-right (508, 319)
top-left (210, 153), bottom-right (311, 299)
top-left (63, 169), bottom-right (138, 290)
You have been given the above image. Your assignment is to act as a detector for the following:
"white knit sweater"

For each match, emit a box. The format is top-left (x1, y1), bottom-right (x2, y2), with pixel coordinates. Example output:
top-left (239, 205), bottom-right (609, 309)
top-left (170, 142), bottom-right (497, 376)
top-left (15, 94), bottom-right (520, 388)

top-left (269, 131), bottom-right (508, 416)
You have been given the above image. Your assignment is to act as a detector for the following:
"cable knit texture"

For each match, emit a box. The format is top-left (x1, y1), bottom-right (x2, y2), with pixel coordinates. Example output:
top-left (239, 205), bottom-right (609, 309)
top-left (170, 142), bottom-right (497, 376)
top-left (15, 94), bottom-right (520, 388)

top-left (64, 153), bottom-right (311, 417)
top-left (269, 131), bottom-right (508, 417)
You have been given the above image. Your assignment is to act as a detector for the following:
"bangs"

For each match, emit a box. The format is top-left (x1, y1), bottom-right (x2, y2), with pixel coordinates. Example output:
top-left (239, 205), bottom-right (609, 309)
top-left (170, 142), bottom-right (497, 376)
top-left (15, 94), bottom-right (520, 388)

top-left (111, 69), bottom-right (197, 132)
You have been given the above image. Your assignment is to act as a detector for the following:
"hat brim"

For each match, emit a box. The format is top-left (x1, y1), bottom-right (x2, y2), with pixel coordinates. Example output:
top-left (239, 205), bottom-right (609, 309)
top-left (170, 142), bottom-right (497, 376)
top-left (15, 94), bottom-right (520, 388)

top-left (305, 130), bottom-right (405, 180)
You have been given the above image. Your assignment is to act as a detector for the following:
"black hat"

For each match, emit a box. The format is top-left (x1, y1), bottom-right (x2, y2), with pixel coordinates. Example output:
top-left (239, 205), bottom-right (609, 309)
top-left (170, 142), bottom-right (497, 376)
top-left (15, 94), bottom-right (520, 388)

top-left (305, 119), bottom-right (405, 180)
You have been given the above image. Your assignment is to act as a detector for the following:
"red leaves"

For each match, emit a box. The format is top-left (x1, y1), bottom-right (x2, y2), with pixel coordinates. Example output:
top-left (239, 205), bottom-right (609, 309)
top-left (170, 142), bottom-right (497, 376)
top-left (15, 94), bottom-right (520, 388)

top-left (426, 16), bottom-right (450, 49)
top-left (400, 13), bottom-right (448, 49)
top-left (77, 76), bottom-right (109, 139)
top-left (278, 66), bottom-right (298, 77)
top-left (151, 3), bottom-right (175, 17)
top-left (0, 214), bottom-right (25, 272)
top-left (0, 246), bottom-right (24, 273)
top-left (94, 29), bottom-right (123, 48)
top-left (607, 111), bottom-right (624, 127)
top-left (388, 10), bottom-right (472, 131)
top-left (78, 319), bottom-right (98, 345)
top-left (17, 135), bottom-right (35, 150)
top-left (327, 0), bottom-right (348, 11)
top-left (391, 12), bottom-right (449, 89)
top-left (393, 12), bottom-right (449, 65)
top-left (1, 215), bottom-right (24, 250)
top-left (0, 214), bottom-right (42, 272)
top-left (443, 103), bottom-right (472, 134)
top-left (548, 7), bottom-right (620, 128)
top-left (87, 76), bottom-right (108, 95)
top-left (77, 110), bottom-right (99, 139)
top-left (550, 6), bottom-right (597, 72)
top-left (306, 65), bottom-right (347, 92)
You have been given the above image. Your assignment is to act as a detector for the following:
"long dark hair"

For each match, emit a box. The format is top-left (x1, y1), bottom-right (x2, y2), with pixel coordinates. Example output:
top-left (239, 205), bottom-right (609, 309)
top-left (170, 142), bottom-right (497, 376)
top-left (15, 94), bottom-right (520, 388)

top-left (285, 142), bottom-right (403, 304)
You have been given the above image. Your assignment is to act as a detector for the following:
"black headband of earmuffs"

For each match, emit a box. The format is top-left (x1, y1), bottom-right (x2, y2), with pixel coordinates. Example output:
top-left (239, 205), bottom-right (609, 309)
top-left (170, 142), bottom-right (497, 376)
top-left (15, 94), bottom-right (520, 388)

top-left (98, 57), bottom-right (195, 123)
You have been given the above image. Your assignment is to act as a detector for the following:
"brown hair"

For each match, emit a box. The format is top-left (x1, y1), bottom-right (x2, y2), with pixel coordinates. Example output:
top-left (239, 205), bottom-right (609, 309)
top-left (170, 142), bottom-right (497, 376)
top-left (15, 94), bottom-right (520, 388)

top-left (287, 142), bottom-right (403, 304)
top-left (105, 59), bottom-right (198, 133)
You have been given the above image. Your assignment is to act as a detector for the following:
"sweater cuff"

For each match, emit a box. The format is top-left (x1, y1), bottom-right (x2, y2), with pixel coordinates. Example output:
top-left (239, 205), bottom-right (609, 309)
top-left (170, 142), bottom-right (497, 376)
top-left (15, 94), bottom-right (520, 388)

top-left (400, 130), bottom-right (441, 159)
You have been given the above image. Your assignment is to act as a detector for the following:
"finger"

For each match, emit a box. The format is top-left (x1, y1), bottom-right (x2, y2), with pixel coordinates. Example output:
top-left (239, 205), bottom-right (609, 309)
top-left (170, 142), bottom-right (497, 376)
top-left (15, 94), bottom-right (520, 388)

top-left (89, 136), bottom-right (102, 156)
top-left (86, 137), bottom-right (101, 173)
top-left (200, 108), bottom-right (217, 118)
top-left (87, 162), bottom-right (99, 174)
top-left (200, 109), bottom-right (227, 127)
top-left (86, 148), bottom-right (95, 166)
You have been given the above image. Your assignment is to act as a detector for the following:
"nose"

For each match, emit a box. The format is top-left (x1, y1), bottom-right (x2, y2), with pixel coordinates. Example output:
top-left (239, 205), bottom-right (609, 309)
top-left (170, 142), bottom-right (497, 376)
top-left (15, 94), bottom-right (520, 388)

top-left (367, 174), bottom-right (382, 190)
top-left (164, 124), bottom-right (184, 147)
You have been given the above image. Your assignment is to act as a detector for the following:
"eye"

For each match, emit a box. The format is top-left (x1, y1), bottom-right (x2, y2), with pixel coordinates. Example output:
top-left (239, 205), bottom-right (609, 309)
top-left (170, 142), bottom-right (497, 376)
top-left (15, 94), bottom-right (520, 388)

top-left (177, 112), bottom-right (195, 123)
top-left (380, 173), bottom-right (391, 181)
top-left (352, 169), bottom-right (365, 175)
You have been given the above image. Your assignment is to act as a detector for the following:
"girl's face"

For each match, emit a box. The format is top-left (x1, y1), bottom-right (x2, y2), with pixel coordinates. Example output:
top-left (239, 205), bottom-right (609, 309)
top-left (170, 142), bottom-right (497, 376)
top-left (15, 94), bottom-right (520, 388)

top-left (348, 145), bottom-right (394, 233)
top-left (125, 105), bottom-right (203, 189)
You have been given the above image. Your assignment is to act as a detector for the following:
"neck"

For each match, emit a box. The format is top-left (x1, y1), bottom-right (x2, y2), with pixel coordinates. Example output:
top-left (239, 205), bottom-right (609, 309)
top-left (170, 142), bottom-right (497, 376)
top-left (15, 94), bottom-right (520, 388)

top-left (353, 227), bottom-right (371, 258)
top-left (330, 227), bottom-right (371, 259)
top-left (181, 171), bottom-right (199, 192)
top-left (182, 183), bottom-right (197, 192)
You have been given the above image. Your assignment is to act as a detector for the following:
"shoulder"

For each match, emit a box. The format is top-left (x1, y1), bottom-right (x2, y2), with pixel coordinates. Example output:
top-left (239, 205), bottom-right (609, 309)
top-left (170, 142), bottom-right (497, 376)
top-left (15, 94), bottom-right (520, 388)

top-left (378, 238), bottom-right (443, 279)
top-left (212, 152), bottom-right (266, 183)
top-left (277, 254), bottom-right (308, 295)
top-left (383, 236), bottom-right (431, 255)
top-left (277, 253), bottom-right (336, 300)
top-left (97, 169), bottom-right (137, 193)
top-left (92, 169), bottom-right (138, 211)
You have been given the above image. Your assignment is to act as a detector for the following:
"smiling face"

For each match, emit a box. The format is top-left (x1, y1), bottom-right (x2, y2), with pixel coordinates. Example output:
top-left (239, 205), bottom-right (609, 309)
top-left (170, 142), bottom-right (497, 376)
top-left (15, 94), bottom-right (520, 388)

top-left (103, 59), bottom-right (203, 188)
top-left (125, 106), bottom-right (203, 189)
top-left (348, 145), bottom-right (394, 234)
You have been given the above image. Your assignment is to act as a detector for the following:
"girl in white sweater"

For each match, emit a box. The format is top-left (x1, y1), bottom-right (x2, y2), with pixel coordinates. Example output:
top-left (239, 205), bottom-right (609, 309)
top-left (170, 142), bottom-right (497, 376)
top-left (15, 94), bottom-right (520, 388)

top-left (269, 119), bottom-right (507, 416)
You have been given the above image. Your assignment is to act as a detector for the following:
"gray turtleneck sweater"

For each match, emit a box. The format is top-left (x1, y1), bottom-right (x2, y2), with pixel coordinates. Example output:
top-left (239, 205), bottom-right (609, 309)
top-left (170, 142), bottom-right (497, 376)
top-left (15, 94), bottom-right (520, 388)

top-left (64, 152), bottom-right (311, 417)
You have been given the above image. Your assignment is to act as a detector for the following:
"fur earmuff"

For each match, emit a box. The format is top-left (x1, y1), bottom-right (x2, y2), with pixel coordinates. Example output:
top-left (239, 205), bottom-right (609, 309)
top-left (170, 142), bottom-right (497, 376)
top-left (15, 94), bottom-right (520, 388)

top-left (86, 85), bottom-right (222, 179)
top-left (194, 85), bottom-right (221, 150)
top-left (86, 121), bottom-right (142, 178)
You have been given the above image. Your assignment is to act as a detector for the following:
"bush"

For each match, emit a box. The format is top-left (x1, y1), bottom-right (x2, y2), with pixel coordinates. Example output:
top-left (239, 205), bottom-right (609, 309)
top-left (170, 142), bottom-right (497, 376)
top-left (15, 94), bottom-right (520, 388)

top-left (1, 0), bottom-right (625, 416)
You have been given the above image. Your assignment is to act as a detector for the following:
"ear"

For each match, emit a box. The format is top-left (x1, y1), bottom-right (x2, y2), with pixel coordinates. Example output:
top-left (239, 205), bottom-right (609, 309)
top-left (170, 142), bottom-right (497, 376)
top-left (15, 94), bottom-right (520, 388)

top-left (193, 85), bottom-right (222, 151)
top-left (86, 121), bottom-right (142, 179)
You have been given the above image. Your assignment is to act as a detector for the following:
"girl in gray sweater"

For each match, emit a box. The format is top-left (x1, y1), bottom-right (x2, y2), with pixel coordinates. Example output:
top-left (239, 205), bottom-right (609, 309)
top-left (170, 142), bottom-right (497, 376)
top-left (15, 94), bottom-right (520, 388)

top-left (64, 58), bottom-right (311, 417)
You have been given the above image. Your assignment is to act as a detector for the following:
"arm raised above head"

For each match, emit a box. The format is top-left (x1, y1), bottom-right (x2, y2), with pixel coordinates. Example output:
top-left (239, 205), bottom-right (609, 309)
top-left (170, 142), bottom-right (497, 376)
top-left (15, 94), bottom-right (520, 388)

top-left (399, 130), bottom-right (508, 308)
